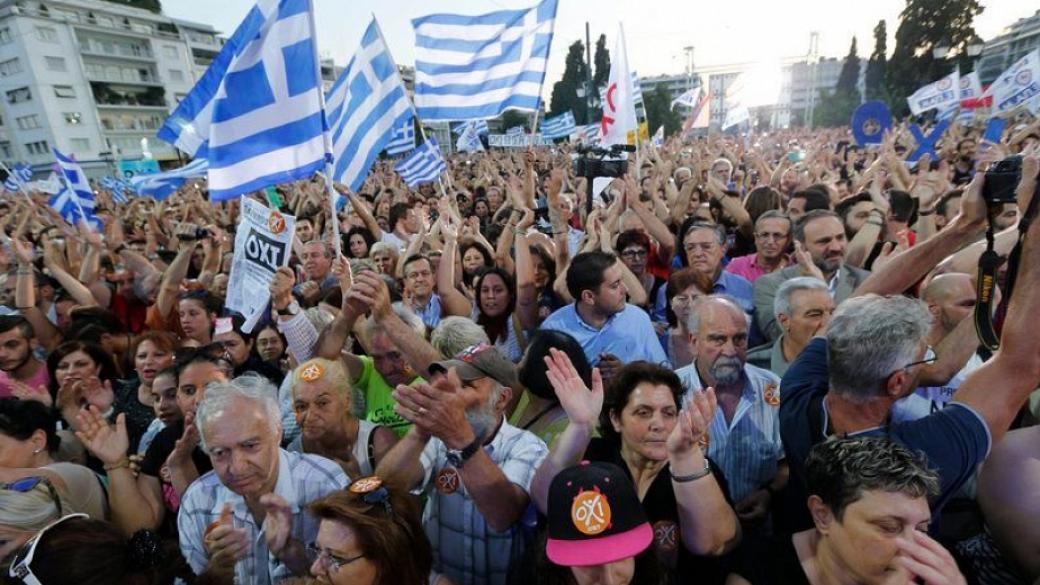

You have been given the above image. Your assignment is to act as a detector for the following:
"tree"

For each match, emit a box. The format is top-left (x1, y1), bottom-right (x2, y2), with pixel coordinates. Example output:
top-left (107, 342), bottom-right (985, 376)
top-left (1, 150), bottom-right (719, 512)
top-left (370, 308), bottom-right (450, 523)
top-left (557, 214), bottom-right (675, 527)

top-left (549, 40), bottom-right (590, 124)
top-left (593, 34), bottom-right (610, 88)
top-left (814, 38), bottom-right (861, 128)
top-left (643, 85), bottom-right (681, 138)
top-left (101, 0), bottom-right (161, 12)
top-left (500, 110), bottom-right (529, 131)
top-left (865, 20), bottom-right (889, 102)
top-left (835, 37), bottom-right (860, 97)
top-left (888, 0), bottom-right (983, 116)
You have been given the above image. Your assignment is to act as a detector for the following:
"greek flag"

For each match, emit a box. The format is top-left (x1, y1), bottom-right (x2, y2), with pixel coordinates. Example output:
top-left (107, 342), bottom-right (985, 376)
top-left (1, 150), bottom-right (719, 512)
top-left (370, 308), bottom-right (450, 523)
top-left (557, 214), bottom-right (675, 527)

top-left (51, 148), bottom-right (98, 226)
top-left (576, 123), bottom-right (600, 145)
top-left (395, 137), bottom-right (446, 186)
top-left (128, 158), bottom-right (209, 200)
top-left (600, 72), bottom-right (643, 105)
top-left (156, 0), bottom-right (326, 201)
top-left (3, 163), bottom-right (31, 192)
top-left (385, 115), bottom-right (416, 156)
top-left (327, 18), bottom-right (413, 190)
top-left (453, 120), bottom-right (488, 135)
top-left (541, 111), bottom-right (575, 138)
top-left (457, 122), bottom-right (485, 153)
top-left (412, 0), bottom-right (558, 121)
top-left (101, 176), bottom-right (130, 204)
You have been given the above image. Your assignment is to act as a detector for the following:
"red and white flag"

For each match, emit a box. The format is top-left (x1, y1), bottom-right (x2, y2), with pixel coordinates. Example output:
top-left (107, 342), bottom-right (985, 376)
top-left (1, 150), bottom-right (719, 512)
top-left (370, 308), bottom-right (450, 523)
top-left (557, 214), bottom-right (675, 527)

top-left (600, 24), bottom-right (638, 147)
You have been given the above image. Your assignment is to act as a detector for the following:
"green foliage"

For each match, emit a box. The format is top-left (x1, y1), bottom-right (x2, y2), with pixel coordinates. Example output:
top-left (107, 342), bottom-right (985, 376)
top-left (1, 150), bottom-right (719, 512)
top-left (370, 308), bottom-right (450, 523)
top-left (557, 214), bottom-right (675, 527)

top-left (643, 85), bottom-right (681, 137)
top-left (500, 110), bottom-right (529, 130)
top-left (815, 38), bottom-right (862, 128)
top-left (835, 38), bottom-right (860, 96)
top-left (549, 40), bottom-right (590, 124)
top-left (866, 20), bottom-right (889, 102)
top-left (593, 34), bottom-right (610, 88)
top-left (888, 0), bottom-right (983, 116)
top-left (99, 0), bottom-right (162, 13)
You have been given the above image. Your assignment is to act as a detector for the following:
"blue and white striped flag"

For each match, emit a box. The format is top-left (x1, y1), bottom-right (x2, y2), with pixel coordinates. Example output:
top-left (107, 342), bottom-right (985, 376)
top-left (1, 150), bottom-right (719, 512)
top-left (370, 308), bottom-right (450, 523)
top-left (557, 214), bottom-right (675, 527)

top-left (599, 72), bottom-right (643, 105)
top-left (385, 115), bottom-right (416, 156)
top-left (452, 120), bottom-right (488, 135)
top-left (101, 176), bottom-right (130, 204)
top-left (395, 137), bottom-right (446, 187)
top-left (51, 148), bottom-right (99, 227)
top-left (541, 111), bottom-right (575, 138)
top-left (327, 18), bottom-right (413, 190)
top-left (128, 158), bottom-right (209, 200)
top-left (576, 123), bottom-right (600, 145)
top-left (412, 0), bottom-right (559, 121)
top-left (157, 0), bottom-right (326, 201)
top-left (4, 163), bottom-right (31, 192)
top-left (457, 122), bottom-right (485, 153)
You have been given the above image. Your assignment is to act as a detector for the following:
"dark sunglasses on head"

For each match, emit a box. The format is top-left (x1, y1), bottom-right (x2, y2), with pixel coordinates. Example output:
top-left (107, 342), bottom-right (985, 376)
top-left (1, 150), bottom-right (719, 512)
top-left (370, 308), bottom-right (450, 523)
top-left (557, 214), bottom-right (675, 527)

top-left (1, 476), bottom-right (63, 517)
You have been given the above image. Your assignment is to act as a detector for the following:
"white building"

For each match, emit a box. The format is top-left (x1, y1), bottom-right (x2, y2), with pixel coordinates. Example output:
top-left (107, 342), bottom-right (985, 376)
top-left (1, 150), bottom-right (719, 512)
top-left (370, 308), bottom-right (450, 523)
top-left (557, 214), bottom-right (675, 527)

top-left (977, 9), bottom-right (1040, 85)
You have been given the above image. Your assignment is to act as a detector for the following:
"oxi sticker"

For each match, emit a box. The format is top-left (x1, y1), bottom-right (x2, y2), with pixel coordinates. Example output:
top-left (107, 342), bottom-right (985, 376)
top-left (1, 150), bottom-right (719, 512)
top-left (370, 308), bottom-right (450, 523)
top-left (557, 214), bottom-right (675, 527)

top-left (349, 477), bottom-right (383, 494)
top-left (268, 211), bottom-right (286, 235)
top-left (570, 489), bottom-right (611, 536)
top-left (299, 362), bottom-right (325, 383)
top-left (435, 468), bottom-right (460, 495)
top-left (763, 384), bottom-right (780, 406)
top-left (653, 520), bottom-right (680, 552)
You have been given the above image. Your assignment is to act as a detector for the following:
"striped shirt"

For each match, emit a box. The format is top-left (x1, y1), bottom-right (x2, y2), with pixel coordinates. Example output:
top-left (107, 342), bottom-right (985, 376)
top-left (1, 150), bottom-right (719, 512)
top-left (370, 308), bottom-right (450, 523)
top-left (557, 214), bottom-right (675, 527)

top-left (676, 362), bottom-right (784, 502)
top-left (418, 418), bottom-right (548, 585)
top-left (178, 449), bottom-right (349, 584)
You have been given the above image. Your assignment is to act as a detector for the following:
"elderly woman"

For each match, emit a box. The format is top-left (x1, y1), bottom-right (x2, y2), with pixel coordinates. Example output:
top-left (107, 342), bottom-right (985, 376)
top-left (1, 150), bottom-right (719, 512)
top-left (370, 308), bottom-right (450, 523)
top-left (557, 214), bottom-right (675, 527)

top-left (289, 358), bottom-right (397, 478)
top-left (0, 476), bottom-right (68, 566)
top-left (661, 268), bottom-right (715, 369)
top-left (307, 478), bottom-right (452, 585)
top-left (369, 242), bottom-right (399, 277)
top-left (530, 353), bottom-right (740, 583)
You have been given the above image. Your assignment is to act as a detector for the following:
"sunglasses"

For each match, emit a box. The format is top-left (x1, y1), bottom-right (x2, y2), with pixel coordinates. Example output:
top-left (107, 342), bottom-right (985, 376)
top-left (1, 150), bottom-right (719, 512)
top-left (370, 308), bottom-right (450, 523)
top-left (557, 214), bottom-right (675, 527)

top-left (8, 513), bottom-right (88, 585)
top-left (1, 477), bottom-right (63, 517)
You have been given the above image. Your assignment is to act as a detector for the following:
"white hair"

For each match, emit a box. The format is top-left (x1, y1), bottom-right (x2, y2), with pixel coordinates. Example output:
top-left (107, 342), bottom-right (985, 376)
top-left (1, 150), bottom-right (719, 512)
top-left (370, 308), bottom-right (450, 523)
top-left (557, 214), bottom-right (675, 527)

top-left (195, 374), bottom-right (283, 453)
top-left (358, 302), bottom-right (425, 346)
top-left (431, 316), bottom-right (490, 358)
top-left (686, 295), bottom-right (746, 334)
top-left (774, 277), bottom-right (830, 320)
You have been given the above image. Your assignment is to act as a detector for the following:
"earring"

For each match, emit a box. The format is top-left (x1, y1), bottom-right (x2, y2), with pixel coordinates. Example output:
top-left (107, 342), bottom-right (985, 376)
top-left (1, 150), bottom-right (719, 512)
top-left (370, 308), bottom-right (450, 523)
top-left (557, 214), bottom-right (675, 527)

top-left (33, 447), bottom-right (42, 454)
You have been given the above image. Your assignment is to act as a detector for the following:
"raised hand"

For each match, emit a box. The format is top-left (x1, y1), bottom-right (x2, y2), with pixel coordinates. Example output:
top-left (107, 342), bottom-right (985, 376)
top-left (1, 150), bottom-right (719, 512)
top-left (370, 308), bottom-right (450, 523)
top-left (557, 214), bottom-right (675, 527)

top-left (269, 266), bottom-right (295, 312)
top-left (543, 348), bottom-right (602, 427)
top-left (793, 240), bottom-right (825, 282)
top-left (74, 407), bottom-right (130, 466)
top-left (895, 530), bottom-right (967, 585)
top-left (666, 388), bottom-right (716, 457)
top-left (260, 494), bottom-right (294, 557)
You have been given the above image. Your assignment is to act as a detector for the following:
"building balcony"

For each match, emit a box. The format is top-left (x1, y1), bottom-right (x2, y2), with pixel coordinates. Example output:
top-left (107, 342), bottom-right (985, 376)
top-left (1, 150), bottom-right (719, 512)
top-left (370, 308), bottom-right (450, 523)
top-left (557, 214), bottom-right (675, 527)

top-left (86, 71), bottom-right (163, 87)
top-left (92, 82), bottom-right (168, 109)
top-left (78, 43), bottom-right (155, 62)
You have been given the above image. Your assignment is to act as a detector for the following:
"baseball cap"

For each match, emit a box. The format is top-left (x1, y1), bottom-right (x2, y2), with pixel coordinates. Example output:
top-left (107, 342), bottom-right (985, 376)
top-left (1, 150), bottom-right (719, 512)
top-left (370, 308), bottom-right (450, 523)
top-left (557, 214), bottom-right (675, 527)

top-left (546, 461), bottom-right (652, 567)
top-left (429, 343), bottom-right (519, 389)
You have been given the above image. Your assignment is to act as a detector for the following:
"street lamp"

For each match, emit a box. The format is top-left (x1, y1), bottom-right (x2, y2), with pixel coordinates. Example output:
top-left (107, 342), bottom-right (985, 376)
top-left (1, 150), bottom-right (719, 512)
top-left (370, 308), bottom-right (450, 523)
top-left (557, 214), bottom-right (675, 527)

top-left (932, 39), bottom-right (950, 60)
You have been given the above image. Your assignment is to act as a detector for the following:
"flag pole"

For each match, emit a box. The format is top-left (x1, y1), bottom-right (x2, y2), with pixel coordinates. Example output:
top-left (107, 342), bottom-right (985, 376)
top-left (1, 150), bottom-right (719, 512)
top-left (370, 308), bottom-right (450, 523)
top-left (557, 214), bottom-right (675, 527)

top-left (308, 0), bottom-right (342, 256)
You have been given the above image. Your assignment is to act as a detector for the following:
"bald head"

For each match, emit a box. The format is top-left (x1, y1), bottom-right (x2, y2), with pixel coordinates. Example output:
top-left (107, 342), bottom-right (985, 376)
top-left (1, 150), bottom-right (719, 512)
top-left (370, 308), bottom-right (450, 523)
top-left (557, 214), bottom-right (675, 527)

top-left (687, 295), bottom-right (747, 335)
top-left (921, 273), bottom-right (976, 336)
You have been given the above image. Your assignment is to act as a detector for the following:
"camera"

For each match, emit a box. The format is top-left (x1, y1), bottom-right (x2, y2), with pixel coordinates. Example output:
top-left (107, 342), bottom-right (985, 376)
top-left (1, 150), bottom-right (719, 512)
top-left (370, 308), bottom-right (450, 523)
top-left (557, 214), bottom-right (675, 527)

top-left (983, 156), bottom-right (1023, 205)
top-left (180, 227), bottom-right (212, 241)
top-left (572, 144), bottom-right (633, 179)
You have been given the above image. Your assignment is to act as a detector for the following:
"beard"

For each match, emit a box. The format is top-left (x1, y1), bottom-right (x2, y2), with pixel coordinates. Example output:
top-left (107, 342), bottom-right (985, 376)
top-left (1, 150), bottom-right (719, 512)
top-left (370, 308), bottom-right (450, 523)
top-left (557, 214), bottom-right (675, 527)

top-left (709, 356), bottom-right (744, 386)
top-left (465, 400), bottom-right (500, 442)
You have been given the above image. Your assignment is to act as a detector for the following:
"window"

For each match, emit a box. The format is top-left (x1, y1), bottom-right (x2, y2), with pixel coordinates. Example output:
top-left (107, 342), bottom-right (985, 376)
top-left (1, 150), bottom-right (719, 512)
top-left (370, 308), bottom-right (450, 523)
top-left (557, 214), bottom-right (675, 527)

top-left (24, 140), bottom-right (49, 155)
top-left (168, 69), bottom-right (183, 82)
top-left (35, 26), bottom-right (57, 42)
top-left (0, 143), bottom-right (12, 159)
top-left (15, 114), bottom-right (40, 130)
top-left (6, 87), bottom-right (31, 103)
top-left (162, 45), bottom-right (177, 59)
top-left (44, 56), bottom-right (66, 71)
top-left (0, 58), bottom-right (21, 77)
top-left (69, 138), bottom-right (90, 152)
top-left (53, 85), bottom-right (75, 98)
top-left (0, 28), bottom-right (10, 45)
top-left (63, 112), bottom-right (81, 125)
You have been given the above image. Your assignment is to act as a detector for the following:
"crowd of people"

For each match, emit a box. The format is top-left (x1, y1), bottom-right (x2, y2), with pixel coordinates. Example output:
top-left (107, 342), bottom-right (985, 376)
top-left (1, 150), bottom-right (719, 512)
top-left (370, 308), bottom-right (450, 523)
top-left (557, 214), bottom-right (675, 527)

top-left (1, 112), bottom-right (1040, 585)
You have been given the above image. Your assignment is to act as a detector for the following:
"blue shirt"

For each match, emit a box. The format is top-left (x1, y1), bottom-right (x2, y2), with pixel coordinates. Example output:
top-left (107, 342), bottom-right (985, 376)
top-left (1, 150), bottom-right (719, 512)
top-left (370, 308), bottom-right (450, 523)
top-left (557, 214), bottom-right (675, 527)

top-left (777, 337), bottom-right (991, 534)
top-left (714, 270), bottom-right (754, 315)
top-left (540, 303), bottom-right (670, 367)
top-left (413, 293), bottom-right (443, 330)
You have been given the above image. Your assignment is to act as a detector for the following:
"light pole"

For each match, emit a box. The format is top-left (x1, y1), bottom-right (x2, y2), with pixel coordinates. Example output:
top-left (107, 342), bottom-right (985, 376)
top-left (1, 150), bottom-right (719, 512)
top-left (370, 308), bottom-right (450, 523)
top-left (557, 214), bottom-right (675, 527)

top-left (806, 31), bottom-right (820, 130)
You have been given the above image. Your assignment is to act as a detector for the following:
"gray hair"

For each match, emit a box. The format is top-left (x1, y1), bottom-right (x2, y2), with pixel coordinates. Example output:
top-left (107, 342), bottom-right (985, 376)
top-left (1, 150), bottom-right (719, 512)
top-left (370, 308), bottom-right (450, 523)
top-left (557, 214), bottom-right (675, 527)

top-left (774, 277), bottom-right (830, 320)
top-left (792, 209), bottom-right (841, 244)
top-left (358, 302), bottom-right (425, 346)
top-left (754, 209), bottom-right (791, 232)
top-left (195, 374), bottom-right (283, 453)
top-left (825, 294), bottom-right (932, 401)
top-left (685, 295), bottom-right (746, 335)
top-left (431, 316), bottom-right (490, 358)
top-left (369, 242), bottom-right (399, 259)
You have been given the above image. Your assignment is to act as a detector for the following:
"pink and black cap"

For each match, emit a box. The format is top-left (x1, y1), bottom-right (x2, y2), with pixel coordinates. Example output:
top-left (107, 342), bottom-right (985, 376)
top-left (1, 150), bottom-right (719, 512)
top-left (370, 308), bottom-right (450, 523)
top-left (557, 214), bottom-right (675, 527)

top-left (546, 461), bottom-right (653, 567)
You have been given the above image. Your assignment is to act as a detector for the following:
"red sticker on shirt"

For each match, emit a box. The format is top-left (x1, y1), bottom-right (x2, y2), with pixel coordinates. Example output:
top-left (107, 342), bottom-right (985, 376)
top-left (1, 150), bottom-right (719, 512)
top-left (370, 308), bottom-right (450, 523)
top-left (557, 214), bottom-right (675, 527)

top-left (435, 467), bottom-right (460, 495)
top-left (763, 384), bottom-right (780, 406)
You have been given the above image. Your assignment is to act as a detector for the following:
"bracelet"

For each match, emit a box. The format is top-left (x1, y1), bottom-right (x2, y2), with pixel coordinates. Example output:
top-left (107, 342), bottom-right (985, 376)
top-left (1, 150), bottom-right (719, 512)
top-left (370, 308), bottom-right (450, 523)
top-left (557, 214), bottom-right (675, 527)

top-left (669, 459), bottom-right (712, 483)
top-left (103, 458), bottom-right (131, 471)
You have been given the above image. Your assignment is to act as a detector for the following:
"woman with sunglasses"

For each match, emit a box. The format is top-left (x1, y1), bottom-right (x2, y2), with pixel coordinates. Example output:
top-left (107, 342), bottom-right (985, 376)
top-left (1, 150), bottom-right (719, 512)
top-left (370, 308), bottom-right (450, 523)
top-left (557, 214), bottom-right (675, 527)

top-left (307, 477), bottom-right (452, 585)
top-left (0, 398), bottom-right (108, 521)
top-left (0, 476), bottom-right (68, 569)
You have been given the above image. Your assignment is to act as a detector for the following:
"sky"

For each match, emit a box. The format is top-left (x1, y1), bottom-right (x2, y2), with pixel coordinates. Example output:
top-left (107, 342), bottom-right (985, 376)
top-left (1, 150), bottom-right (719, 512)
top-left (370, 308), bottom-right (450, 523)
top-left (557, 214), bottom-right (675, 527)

top-left (164, 0), bottom-right (1035, 96)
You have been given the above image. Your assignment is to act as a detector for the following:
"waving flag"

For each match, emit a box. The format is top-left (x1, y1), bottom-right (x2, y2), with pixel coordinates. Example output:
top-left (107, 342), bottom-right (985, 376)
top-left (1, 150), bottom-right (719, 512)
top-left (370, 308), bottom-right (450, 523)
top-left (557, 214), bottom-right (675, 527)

top-left (907, 69), bottom-right (960, 116)
top-left (652, 126), bottom-right (664, 147)
top-left (412, 0), bottom-right (558, 121)
top-left (385, 115), bottom-right (416, 156)
top-left (327, 18), bottom-right (413, 191)
top-left (671, 86), bottom-right (700, 109)
top-left (51, 148), bottom-right (98, 227)
top-left (456, 122), bottom-right (485, 153)
top-left (157, 0), bottom-right (326, 201)
top-left (128, 158), bottom-right (209, 200)
top-left (986, 49), bottom-right (1040, 115)
top-left (3, 163), bottom-right (31, 192)
top-left (101, 176), bottom-right (130, 204)
top-left (453, 120), bottom-right (488, 136)
top-left (575, 123), bottom-right (600, 145)
top-left (541, 111), bottom-right (575, 139)
top-left (600, 24), bottom-right (638, 146)
top-left (396, 138), bottom-right (446, 186)
top-left (599, 72), bottom-right (643, 106)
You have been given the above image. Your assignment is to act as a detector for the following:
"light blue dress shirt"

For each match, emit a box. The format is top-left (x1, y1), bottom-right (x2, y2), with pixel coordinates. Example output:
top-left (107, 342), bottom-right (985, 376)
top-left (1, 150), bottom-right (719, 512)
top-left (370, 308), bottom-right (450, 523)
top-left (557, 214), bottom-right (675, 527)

top-left (540, 303), bottom-right (671, 367)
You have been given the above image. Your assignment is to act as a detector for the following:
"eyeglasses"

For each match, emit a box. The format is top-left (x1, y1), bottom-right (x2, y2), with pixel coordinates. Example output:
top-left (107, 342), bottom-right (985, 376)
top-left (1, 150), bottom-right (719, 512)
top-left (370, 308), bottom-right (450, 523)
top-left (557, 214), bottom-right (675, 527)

top-left (0, 477), bottom-right (63, 517)
top-left (307, 543), bottom-right (365, 573)
top-left (619, 249), bottom-right (648, 259)
top-left (9, 513), bottom-right (88, 585)
top-left (901, 355), bottom-right (938, 372)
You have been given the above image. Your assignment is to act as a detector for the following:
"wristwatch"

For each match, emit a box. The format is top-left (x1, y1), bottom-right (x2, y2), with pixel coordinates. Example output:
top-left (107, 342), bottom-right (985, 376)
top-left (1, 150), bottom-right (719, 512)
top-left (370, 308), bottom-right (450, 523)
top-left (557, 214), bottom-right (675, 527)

top-left (277, 300), bottom-right (301, 317)
top-left (446, 436), bottom-right (482, 468)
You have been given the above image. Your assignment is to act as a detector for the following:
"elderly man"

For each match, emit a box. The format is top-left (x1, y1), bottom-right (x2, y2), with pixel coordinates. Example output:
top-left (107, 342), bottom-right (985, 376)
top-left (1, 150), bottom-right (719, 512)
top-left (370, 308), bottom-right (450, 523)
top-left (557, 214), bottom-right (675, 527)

top-left (753, 210), bottom-right (870, 341)
top-left (725, 211), bottom-right (792, 284)
top-left (680, 222), bottom-right (755, 314)
top-left (178, 374), bottom-right (349, 584)
top-left (540, 251), bottom-right (669, 377)
top-left (377, 343), bottom-right (549, 585)
top-left (401, 254), bottom-right (442, 330)
top-left (675, 296), bottom-right (786, 523)
top-left (292, 240), bottom-right (337, 302)
top-left (746, 277), bottom-right (834, 377)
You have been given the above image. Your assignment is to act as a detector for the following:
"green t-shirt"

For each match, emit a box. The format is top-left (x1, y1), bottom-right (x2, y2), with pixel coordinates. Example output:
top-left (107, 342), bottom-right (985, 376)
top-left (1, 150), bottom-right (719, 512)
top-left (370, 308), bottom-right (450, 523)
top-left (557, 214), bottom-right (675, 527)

top-left (357, 356), bottom-right (423, 438)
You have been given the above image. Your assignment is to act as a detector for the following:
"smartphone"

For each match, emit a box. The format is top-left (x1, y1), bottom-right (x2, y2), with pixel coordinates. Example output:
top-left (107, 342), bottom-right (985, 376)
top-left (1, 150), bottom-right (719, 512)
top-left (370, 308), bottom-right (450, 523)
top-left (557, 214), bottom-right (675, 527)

top-left (787, 151), bottom-right (806, 163)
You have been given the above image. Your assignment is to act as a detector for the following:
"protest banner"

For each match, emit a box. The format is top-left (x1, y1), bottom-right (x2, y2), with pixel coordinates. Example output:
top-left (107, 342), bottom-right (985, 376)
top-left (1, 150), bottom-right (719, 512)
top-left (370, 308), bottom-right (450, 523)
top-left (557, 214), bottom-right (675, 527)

top-left (117, 159), bottom-right (161, 181)
top-left (226, 197), bottom-right (296, 333)
top-left (851, 101), bottom-right (893, 147)
top-left (488, 134), bottom-right (554, 147)
top-left (907, 70), bottom-right (960, 115)
top-left (987, 49), bottom-right (1040, 115)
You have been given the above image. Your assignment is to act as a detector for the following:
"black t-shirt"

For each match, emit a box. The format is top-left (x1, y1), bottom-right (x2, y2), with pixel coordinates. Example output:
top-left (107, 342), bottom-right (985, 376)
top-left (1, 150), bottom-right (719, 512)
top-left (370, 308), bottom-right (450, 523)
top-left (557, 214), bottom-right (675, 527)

top-left (732, 535), bottom-right (809, 585)
top-left (113, 378), bottom-right (157, 454)
top-left (140, 420), bottom-right (212, 479)
top-left (584, 438), bottom-right (733, 585)
top-left (777, 337), bottom-right (991, 534)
